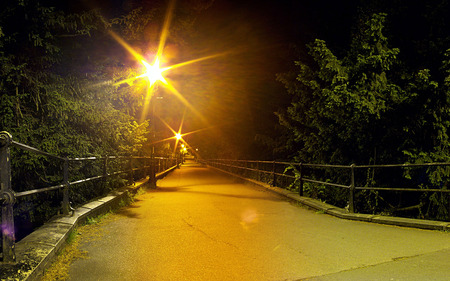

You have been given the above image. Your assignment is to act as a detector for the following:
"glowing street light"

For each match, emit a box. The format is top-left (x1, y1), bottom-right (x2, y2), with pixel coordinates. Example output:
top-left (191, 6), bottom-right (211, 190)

top-left (140, 57), bottom-right (169, 87)
top-left (108, 0), bottom-right (228, 165)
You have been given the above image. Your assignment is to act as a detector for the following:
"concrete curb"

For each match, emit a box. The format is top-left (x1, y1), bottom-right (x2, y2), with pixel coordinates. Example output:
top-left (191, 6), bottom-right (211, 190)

top-left (207, 165), bottom-right (450, 232)
top-left (0, 166), bottom-right (178, 281)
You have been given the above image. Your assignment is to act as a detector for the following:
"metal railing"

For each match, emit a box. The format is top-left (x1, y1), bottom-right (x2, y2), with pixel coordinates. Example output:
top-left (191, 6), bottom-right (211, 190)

top-left (200, 159), bottom-right (450, 217)
top-left (0, 131), bottom-right (178, 262)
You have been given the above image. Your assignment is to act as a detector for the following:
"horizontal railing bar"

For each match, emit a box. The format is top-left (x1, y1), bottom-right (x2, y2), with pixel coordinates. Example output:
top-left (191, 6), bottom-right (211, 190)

top-left (108, 170), bottom-right (128, 176)
top-left (215, 163), bottom-right (271, 174)
top-left (201, 160), bottom-right (450, 193)
top-left (355, 187), bottom-right (450, 193)
top-left (69, 156), bottom-right (153, 161)
top-left (206, 159), bottom-right (351, 168)
top-left (69, 157), bottom-right (101, 161)
top-left (209, 161), bottom-right (348, 187)
top-left (209, 159), bottom-right (276, 164)
top-left (206, 159), bottom-right (450, 169)
top-left (303, 178), bottom-right (350, 189)
top-left (355, 162), bottom-right (450, 168)
top-left (11, 141), bottom-right (65, 161)
top-left (70, 175), bottom-right (104, 185)
top-left (290, 163), bottom-right (351, 169)
top-left (246, 167), bottom-right (265, 173)
top-left (13, 161), bottom-right (171, 198)
top-left (15, 160), bottom-right (174, 197)
top-left (15, 184), bottom-right (66, 198)
top-left (277, 173), bottom-right (295, 179)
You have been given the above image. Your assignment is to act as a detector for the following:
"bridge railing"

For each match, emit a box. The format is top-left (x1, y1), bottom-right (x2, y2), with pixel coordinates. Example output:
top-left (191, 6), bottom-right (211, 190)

top-left (0, 131), bottom-right (178, 263)
top-left (200, 159), bottom-right (450, 218)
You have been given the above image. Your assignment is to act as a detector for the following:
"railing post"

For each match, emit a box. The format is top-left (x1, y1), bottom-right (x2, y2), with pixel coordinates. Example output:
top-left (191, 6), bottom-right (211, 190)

top-left (349, 164), bottom-right (355, 213)
top-left (447, 192), bottom-right (450, 221)
top-left (102, 157), bottom-right (108, 192)
top-left (0, 131), bottom-right (16, 263)
top-left (256, 162), bottom-right (260, 182)
top-left (299, 163), bottom-right (304, 196)
top-left (62, 158), bottom-right (70, 216)
top-left (272, 161), bottom-right (276, 186)
top-left (149, 156), bottom-right (156, 189)
top-left (129, 158), bottom-right (134, 185)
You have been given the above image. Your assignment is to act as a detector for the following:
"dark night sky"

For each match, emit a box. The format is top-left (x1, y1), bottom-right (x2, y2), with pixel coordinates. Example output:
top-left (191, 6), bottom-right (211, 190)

top-left (169, 0), bottom-right (362, 158)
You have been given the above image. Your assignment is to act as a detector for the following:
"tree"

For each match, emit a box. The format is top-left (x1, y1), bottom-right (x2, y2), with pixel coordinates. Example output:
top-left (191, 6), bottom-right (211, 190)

top-left (277, 13), bottom-right (450, 219)
top-left (278, 13), bottom-right (450, 164)
top-left (0, 0), bottom-right (151, 234)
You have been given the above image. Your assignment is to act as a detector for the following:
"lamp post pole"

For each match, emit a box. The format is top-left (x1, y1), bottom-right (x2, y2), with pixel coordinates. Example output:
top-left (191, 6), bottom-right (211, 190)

top-left (149, 91), bottom-right (157, 189)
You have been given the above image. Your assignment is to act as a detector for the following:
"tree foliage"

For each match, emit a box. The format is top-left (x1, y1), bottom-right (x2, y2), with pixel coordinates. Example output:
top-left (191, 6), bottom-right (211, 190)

top-left (278, 13), bottom-right (450, 165)
top-left (0, 0), bottom-right (148, 158)
top-left (278, 13), bottom-right (450, 220)
top-left (0, 0), bottom-right (156, 235)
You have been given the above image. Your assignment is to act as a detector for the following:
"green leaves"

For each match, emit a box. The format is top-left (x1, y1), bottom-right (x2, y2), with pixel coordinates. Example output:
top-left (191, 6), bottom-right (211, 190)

top-left (279, 12), bottom-right (450, 167)
top-left (278, 12), bottom-right (450, 220)
top-left (0, 0), bottom-right (152, 173)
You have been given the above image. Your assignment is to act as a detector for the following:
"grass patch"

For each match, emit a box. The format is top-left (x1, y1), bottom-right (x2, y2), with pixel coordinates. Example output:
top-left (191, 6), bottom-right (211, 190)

top-left (85, 211), bottom-right (112, 225)
top-left (40, 213), bottom-right (115, 281)
top-left (40, 228), bottom-right (87, 281)
top-left (65, 229), bottom-right (79, 244)
top-left (40, 189), bottom-right (145, 281)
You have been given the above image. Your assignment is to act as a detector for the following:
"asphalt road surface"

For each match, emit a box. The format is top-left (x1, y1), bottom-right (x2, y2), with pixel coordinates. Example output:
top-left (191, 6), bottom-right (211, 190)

top-left (67, 161), bottom-right (450, 281)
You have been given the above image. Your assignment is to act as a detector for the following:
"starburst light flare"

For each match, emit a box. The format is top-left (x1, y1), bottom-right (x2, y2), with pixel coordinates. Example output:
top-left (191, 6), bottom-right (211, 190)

top-left (140, 58), bottom-right (168, 87)
top-left (109, 0), bottom-right (236, 143)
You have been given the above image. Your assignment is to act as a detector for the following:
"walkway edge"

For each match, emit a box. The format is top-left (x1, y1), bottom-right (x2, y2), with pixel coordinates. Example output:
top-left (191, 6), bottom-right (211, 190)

top-left (0, 166), bottom-right (178, 281)
top-left (206, 165), bottom-right (450, 232)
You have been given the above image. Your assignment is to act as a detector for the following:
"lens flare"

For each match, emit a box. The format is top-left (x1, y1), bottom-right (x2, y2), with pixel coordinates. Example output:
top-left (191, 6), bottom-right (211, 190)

top-left (109, 0), bottom-right (229, 126)
top-left (140, 58), bottom-right (169, 87)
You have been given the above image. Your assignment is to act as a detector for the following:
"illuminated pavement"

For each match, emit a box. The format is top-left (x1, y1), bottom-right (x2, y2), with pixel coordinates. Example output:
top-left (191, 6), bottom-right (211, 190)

top-left (67, 161), bottom-right (450, 281)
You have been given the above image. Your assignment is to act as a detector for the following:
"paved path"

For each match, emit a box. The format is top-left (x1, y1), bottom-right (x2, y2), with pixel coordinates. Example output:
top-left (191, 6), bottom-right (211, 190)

top-left (67, 161), bottom-right (450, 280)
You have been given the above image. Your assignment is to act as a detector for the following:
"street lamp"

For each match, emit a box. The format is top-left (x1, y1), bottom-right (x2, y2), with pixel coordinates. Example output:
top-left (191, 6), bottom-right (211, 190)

top-left (108, 0), bottom-right (224, 184)
top-left (139, 56), bottom-right (168, 188)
